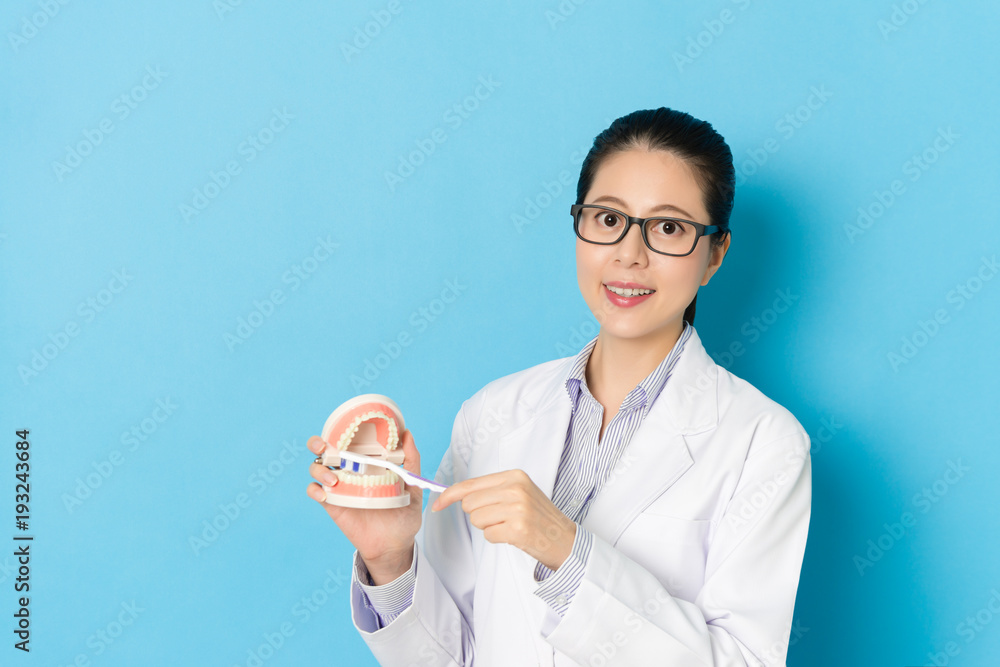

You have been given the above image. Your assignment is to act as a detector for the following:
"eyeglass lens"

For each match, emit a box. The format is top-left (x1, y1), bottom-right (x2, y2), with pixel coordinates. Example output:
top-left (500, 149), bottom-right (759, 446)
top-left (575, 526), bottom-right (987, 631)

top-left (576, 205), bottom-right (698, 255)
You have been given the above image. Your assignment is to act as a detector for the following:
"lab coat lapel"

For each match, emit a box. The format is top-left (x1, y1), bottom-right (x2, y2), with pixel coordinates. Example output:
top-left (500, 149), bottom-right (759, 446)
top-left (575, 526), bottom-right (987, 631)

top-left (581, 408), bottom-right (693, 546)
top-left (497, 381), bottom-right (573, 501)
top-left (584, 325), bottom-right (719, 544)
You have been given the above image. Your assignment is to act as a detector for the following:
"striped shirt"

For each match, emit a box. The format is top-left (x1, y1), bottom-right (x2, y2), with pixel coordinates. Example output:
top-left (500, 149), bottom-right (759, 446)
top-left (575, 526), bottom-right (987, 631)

top-left (354, 320), bottom-right (693, 627)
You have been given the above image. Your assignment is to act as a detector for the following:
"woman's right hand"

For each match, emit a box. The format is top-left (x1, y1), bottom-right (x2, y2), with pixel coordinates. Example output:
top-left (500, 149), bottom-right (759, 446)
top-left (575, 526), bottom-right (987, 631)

top-left (306, 428), bottom-right (424, 583)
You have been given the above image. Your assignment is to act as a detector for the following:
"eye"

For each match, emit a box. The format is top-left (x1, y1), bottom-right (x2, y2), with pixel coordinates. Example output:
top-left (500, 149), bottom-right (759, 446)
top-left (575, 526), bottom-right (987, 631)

top-left (652, 220), bottom-right (682, 236)
top-left (597, 211), bottom-right (623, 228)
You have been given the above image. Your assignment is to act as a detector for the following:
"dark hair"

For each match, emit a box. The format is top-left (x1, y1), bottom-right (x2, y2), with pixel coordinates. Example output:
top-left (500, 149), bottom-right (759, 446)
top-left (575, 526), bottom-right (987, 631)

top-left (575, 107), bottom-right (735, 325)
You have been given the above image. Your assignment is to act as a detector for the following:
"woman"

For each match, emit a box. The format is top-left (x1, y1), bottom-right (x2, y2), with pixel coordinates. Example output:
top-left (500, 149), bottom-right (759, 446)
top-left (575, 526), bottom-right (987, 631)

top-left (306, 107), bottom-right (812, 666)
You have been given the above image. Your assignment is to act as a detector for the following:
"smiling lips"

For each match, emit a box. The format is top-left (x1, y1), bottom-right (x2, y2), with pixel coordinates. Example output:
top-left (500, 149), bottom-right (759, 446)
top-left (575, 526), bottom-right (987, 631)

top-left (604, 281), bottom-right (655, 307)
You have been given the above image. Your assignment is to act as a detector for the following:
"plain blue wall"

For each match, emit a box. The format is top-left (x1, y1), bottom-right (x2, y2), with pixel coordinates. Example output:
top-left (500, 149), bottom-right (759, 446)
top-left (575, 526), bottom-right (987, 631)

top-left (2, 1), bottom-right (998, 665)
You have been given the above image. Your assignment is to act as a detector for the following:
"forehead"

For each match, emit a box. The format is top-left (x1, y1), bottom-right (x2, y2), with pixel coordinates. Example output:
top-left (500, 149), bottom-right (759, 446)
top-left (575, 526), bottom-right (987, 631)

top-left (587, 149), bottom-right (707, 219)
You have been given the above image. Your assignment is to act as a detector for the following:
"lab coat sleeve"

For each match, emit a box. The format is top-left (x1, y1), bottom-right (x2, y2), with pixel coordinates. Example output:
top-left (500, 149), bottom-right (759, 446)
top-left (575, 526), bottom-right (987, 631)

top-left (541, 431), bottom-right (812, 667)
top-left (349, 400), bottom-right (478, 666)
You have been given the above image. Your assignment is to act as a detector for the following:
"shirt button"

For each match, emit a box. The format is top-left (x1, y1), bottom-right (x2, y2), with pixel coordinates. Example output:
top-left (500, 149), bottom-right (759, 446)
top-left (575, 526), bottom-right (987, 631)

top-left (555, 594), bottom-right (568, 605)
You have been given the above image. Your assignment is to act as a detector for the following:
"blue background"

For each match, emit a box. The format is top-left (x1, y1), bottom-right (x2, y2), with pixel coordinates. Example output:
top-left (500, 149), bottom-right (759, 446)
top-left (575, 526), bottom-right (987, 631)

top-left (2, 1), bottom-right (998, 665)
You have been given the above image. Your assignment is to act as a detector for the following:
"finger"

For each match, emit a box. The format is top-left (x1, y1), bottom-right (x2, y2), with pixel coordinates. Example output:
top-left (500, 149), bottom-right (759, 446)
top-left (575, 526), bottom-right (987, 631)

top-left (306, 481), bottom-right (327, 503)
top-left (307, 435), bottom-right (327, 455)
top-left (432, 470), bottom-right (513, 511)
top-left (306, 482), bottom-right (349, 525)
top-left (399, 429), bottom-right (420, 475)
top-left (465, 503), bottom-right (512, 532)
top-left (310, 461), bottom-right (340, 487)
top-left (448, 486), bottom-right (514, 515)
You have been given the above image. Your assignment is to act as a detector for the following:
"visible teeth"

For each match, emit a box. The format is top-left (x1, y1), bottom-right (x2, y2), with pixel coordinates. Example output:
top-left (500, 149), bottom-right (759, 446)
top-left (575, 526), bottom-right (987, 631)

top-left (336, 409), bottom-right (400, 451)
top-left (606, 284), bottom-right (653, 296)
top-left (332, 470), bottom-right (399, 486)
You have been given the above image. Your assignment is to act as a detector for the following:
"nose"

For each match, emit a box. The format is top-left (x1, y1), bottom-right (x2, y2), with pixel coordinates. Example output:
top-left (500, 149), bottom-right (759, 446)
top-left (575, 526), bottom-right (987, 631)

top-left (614, 222), bottom-right (648, 263)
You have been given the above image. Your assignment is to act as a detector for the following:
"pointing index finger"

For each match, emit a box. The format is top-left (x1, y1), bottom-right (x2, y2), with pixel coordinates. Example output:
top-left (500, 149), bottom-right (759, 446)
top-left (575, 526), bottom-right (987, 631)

top-left (431, 471), bottom-right (509, 512)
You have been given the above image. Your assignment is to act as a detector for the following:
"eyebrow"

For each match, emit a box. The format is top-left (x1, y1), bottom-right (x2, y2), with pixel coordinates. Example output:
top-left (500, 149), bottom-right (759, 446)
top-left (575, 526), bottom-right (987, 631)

top-left (590, 195), bottom-right (696, 220)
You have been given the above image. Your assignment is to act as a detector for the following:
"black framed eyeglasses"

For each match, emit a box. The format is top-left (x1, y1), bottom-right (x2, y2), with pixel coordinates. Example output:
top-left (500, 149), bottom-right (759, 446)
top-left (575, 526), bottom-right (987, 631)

top-left (571, 203), bottom-right (725, 257)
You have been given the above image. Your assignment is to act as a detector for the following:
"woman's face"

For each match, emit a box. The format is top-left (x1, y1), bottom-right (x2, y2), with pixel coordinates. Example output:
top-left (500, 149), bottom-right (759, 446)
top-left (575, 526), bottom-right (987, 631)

top-left (576, 148), bottom-right (728, 344)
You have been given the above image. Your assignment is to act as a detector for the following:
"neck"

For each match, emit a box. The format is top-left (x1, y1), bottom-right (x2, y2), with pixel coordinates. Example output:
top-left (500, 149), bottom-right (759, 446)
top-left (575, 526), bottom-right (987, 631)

top-left (586, 319), bottom-right (685, 404)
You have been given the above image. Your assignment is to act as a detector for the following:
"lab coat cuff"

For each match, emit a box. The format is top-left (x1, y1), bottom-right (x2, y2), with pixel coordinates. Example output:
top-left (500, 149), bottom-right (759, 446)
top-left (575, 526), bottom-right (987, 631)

top-left (533, 523), bottom-right (594, 617)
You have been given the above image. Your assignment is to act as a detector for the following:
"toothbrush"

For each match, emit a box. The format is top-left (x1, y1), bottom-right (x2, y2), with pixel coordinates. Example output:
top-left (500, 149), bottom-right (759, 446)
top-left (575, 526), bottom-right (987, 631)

top-left (321, 449), bottom-right (449, 493)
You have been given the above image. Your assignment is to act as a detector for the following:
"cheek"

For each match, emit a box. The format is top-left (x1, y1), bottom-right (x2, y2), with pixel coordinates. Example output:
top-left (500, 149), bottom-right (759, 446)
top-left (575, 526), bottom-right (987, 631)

top-left (575, 242), bottom-right (598, 287)
top-left (652, 251), bottom-right (706, 285)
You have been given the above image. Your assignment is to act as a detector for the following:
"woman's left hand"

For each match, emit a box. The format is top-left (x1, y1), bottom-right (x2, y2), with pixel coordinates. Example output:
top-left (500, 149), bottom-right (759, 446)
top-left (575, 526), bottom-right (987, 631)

top-left (431, 469), bottom-right (577, 572)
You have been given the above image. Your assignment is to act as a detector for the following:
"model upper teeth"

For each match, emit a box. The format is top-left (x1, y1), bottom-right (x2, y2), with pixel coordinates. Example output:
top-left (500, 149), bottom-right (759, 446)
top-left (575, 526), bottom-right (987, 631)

top-left (606, 285), bottom-right (653, 296)
top-left (336, 410), bottom-right (399, 451)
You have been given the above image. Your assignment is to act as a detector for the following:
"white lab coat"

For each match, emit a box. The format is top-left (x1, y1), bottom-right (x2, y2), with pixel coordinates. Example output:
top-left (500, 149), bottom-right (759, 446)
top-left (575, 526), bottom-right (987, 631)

top-left (350, 325), bottom-right (812, 666)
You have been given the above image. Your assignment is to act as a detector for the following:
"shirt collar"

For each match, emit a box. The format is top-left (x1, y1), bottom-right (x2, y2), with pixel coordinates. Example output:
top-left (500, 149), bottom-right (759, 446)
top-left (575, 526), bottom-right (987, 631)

top-left (563, 320), bottom-right (693, 418)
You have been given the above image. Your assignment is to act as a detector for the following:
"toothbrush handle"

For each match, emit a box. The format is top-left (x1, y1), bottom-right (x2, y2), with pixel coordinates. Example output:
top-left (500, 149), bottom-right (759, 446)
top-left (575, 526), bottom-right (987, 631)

top-left (401, 472), bottom-right (448, 493)
top-left (365, 455), bottom-right (449, 493)
top-left (333, 450), bottom-right (448, 493)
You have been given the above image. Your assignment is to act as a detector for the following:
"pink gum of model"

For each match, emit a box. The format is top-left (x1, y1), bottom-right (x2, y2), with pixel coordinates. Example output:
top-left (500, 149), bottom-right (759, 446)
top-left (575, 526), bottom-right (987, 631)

top-left (319, 394), bottom-right (410, 509)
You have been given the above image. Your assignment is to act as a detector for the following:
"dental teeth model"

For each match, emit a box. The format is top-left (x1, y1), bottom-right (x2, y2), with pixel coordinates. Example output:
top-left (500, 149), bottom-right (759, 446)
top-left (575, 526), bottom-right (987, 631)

top-left (317, 394), bottom-right (411, 509)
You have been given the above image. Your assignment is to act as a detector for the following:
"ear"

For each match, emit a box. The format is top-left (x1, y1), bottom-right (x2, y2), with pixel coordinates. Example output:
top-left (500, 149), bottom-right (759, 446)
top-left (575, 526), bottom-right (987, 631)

top-left (700, 231), bottom-right (730, 285)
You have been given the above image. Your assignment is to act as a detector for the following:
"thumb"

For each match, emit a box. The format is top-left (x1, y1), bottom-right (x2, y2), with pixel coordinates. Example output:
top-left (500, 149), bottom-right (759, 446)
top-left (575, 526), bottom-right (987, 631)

top-left (398, 428), bottom-right (420, 476)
